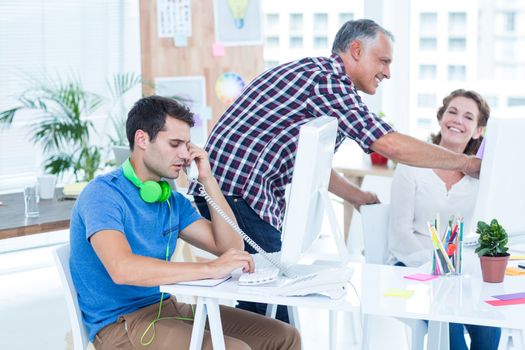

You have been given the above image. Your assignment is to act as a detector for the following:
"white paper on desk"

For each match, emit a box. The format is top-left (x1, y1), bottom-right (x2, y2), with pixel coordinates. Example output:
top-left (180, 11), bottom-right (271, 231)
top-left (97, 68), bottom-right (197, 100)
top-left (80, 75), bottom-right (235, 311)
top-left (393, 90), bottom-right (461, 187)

top-left (176, 275), bottom-right (232, 287)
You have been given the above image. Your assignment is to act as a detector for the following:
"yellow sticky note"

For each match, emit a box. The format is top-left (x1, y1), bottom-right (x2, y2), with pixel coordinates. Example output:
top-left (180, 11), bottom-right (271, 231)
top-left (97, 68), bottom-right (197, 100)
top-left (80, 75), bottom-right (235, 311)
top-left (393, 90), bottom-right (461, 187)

top-left (505, 267), bottom-right (525, 276)
top-left (509, 255), bottom-right (525, 261)
top-left (384, 288), bottom-right (415, 299)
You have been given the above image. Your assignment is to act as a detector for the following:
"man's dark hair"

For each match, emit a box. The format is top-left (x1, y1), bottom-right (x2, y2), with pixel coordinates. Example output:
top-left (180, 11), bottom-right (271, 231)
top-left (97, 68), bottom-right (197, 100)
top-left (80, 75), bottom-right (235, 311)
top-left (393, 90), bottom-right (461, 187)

top-left (332, 19), bottom-right (394, 54)
top-left (126, 95), bottom-right (194, 150)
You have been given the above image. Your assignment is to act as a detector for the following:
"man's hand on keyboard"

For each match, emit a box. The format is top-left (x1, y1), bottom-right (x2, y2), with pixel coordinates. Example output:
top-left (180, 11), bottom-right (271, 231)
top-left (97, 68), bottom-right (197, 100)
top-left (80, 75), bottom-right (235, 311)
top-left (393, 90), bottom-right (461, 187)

top-left (206, 248), bottom-right (255, 278)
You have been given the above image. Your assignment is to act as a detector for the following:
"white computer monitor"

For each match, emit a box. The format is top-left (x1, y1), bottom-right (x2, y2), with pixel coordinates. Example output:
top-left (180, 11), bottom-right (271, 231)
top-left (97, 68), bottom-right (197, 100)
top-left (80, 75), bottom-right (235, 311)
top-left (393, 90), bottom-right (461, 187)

top-left (471, 112), bottom-right (525, 242)
top-left (280, 116), bottom-right (348, 267)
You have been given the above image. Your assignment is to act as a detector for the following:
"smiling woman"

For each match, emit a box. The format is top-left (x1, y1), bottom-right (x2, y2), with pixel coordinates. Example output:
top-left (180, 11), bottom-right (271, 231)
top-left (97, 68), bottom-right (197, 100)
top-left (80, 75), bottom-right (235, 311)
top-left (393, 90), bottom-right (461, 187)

top-left (388, 89), bottom-right (501, 349)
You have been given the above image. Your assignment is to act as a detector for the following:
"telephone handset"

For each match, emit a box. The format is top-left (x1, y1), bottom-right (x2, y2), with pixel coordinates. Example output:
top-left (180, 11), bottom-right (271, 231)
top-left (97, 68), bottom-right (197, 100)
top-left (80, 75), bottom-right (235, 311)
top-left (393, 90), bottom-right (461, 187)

top-left (184, 161), bottom-right (199, 182)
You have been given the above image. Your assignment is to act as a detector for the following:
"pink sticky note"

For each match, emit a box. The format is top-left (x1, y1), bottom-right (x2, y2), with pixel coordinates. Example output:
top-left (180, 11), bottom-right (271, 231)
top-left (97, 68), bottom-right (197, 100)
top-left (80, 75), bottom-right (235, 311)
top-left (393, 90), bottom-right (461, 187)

top-left (485, 298), bottom-right (525, 306)
top-left (212, 43), bottom-right (225, 57)
top-left (404, 273), bottom-right (439, 282)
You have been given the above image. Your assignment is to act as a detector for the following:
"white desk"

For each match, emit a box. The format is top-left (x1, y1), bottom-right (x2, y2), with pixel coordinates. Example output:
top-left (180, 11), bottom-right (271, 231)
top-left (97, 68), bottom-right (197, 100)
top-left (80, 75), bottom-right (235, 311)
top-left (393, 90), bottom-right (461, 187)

top-left (161, 255), bottom-right (525, 350)
top-left (160, 269), bottom-right (361, 350)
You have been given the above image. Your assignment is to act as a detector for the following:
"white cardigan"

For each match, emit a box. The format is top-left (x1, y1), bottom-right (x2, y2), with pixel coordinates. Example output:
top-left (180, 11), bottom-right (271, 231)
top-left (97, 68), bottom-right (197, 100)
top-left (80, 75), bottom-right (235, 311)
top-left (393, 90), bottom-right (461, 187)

top-left (387, 164), bottom-right (478, 267)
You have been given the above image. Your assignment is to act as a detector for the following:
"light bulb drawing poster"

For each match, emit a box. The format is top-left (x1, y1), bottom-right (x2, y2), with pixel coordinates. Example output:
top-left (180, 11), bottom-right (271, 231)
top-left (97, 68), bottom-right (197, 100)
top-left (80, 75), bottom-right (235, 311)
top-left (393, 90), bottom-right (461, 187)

top-left (213, 0), bottom-right (262, 46)
top-left (155, 76), bottom-right (209, 146)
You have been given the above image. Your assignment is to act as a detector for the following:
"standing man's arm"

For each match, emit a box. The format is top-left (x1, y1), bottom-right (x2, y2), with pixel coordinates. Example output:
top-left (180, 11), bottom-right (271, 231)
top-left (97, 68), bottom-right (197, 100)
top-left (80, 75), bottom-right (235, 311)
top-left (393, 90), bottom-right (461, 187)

top-left (371, 132), bottom-right (481, 178)
top-left (328, 170), bottom-right (379, 210)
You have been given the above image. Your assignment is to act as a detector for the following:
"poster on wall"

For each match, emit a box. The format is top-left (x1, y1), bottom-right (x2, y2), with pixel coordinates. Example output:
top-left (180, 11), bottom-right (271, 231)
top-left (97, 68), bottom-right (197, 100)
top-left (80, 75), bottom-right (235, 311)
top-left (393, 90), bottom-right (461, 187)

top-left (155, 76), bottom-right (209, 146)
top-left (215, 72), bottom-right (246, 105)
top-left (214, 0), bottom-right (263, 46)
top-left (157, 0), bottom-right (192, 38)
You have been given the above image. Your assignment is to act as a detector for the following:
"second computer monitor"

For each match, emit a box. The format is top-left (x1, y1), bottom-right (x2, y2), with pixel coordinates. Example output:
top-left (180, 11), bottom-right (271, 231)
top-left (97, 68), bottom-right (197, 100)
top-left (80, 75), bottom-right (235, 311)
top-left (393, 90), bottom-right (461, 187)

top-left (280, 116), bottom-right (338, 266)
top-left (472, 112), bottom-right (525, 239)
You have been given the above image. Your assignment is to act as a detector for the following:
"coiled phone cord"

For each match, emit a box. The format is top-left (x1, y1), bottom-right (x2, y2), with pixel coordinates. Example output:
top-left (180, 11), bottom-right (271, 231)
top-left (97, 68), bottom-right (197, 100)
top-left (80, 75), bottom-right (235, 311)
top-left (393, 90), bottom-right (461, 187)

top-left (197, 182), bottom-right (296, 278)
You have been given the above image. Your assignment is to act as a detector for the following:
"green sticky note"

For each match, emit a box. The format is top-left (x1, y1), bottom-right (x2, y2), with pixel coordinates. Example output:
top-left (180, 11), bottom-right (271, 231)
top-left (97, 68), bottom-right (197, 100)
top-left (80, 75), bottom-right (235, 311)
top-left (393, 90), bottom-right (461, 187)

top-left (384, 288), bottom-right (415, 299)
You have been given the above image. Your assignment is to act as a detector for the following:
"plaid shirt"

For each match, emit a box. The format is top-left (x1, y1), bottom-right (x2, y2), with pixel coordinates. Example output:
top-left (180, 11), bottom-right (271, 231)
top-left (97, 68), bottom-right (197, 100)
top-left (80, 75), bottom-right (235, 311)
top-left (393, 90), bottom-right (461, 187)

top-left (191, 54), bottom-right (393, 230)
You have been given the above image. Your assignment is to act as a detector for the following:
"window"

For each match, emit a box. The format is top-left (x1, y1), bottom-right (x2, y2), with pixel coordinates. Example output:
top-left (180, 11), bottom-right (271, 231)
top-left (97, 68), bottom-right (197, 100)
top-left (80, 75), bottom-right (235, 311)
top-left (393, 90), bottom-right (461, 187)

top-left (313, 13), bottom-right (328, 34)
top-left (265, 13), bottom-right (280, 33)
top-left (290, 36), bottom-right (304, 48)
top-left (507, 97), bottom-right (525, 107)
top-left (495, 38), bottom-right (515, 60)
top-left (265, 36), bottom-right (280, 48)
top-left (0, 0), bottom-right (141, 192)
top-left (417, 118), bottom-right (433, 128)
top-left (289, 13), bottom-right (303, 34)
top-left (313, 36), bottom-right (328, 49)
top-left (338, 13), bottom-right (354, 26)
top-left (449, 12), bottom-right (467, 34)
top-left (420, 12), bottom-right (437, 34)
top-left (484, 95), bottom-right (498, 108)
top-left (448, 38), bottom-right (466, 51)
top-left (265, 60), bottom-right (280, 70)
top-left (417, 93), bottom-right (437, 108)
top-left (419, 37), bottom-right (437, 50)
top-left (447, 65), bottom-right (466, 81)
top-left (419, 65), bottom-right (437, 80)
top-left (503, 12), bottom-right (516, 32)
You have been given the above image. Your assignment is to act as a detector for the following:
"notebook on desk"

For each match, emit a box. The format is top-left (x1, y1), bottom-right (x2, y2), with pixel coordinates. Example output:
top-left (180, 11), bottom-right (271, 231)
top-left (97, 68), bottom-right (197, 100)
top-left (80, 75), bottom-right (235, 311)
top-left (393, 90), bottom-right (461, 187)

top-left (175, 275), bottom-right (232, 287)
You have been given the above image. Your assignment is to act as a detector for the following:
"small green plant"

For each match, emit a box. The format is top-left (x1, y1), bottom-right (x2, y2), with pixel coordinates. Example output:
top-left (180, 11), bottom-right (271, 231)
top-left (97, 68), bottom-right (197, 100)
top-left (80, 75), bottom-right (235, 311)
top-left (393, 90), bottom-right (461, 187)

top-left (475, 219), bottom-right (509, 257)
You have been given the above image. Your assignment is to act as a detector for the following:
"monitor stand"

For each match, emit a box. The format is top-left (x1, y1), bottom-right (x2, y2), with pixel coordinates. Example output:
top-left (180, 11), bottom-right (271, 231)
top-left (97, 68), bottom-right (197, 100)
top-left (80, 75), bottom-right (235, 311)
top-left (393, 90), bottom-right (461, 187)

top-left (299, 189), bottom-right (351, 268)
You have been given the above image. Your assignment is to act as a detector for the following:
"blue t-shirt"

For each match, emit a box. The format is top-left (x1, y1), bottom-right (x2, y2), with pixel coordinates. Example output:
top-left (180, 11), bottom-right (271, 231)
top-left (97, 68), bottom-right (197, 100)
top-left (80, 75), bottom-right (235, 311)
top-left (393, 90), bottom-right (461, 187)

top-left (69, 168), bottom-right (202, 341)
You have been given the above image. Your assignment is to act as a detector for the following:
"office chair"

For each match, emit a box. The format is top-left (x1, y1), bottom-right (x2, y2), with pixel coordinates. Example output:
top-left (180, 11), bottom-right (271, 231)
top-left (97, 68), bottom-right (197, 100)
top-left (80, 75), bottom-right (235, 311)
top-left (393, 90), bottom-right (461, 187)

top-left (499, 328), bottom-right (525, 350)
top-left (360, 203), bottom-right (427, 350)
top-left (53, 244), bottom-right (90, 350)
top-left (346, 175), bottom-right (392, 257)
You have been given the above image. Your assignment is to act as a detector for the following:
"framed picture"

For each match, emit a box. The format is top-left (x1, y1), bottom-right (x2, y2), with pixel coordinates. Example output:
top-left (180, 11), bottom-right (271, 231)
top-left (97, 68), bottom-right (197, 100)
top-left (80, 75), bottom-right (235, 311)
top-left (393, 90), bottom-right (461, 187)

top-left (214, 0), bottom-right (263, 46)
top-left (155, 76), bottom-right (209, 146)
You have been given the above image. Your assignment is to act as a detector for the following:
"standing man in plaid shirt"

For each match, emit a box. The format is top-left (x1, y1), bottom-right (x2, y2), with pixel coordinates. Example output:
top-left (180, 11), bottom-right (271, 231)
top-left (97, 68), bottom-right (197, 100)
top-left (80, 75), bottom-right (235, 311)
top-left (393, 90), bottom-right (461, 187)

top-left (191, 19), bottom-right (481, 322)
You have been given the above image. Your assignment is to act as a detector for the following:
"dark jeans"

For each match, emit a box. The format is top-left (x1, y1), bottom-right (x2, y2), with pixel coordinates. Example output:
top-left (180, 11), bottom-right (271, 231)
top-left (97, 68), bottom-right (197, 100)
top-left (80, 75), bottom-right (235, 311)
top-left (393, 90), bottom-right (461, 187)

top-left (194, 195), bottom-right (290, 323)
top-left (394, 261), bottom-right (501, 349)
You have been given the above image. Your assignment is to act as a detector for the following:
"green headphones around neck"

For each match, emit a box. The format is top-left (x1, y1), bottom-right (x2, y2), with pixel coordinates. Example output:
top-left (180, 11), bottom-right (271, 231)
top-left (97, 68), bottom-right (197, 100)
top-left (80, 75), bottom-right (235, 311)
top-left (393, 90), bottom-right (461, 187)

top-left (122, 159), bottom-right (171, 203)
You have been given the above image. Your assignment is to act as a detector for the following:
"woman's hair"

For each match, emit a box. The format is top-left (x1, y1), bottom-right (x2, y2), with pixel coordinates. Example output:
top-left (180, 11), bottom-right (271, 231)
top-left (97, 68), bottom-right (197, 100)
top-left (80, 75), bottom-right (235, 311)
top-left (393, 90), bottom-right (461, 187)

top-left (430, 89), bottom-right (490, 155)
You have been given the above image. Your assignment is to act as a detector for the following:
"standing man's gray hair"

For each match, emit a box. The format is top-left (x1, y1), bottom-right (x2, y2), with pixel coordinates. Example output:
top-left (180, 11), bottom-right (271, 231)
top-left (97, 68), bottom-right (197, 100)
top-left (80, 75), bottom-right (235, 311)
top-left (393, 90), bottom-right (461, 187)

top-left (332, 19), bottom-right (394, 54)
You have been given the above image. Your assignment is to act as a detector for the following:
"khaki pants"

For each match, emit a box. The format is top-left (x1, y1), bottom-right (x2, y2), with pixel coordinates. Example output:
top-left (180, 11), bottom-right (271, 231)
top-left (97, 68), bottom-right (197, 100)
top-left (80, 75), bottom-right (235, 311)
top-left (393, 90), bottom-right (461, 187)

top-left (93, 298), bottom-right (301, 350)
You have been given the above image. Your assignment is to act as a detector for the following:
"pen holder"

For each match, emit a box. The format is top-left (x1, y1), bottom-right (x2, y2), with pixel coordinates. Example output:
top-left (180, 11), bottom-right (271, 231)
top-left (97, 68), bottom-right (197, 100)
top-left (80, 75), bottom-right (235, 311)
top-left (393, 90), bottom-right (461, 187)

top-left (431, 243), bottom-right (462, 276)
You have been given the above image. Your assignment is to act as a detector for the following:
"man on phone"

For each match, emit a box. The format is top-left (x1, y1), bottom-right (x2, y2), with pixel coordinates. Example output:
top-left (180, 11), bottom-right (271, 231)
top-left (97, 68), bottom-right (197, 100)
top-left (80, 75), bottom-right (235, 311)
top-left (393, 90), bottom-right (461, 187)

top-left (69, 95), bottom-right (300, 350)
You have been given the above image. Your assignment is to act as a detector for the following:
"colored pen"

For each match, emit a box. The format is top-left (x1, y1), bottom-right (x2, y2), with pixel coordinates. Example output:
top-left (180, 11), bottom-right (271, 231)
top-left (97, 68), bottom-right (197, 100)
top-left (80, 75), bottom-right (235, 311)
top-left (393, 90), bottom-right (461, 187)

top-left (428, 223), bottom-right (455, 273)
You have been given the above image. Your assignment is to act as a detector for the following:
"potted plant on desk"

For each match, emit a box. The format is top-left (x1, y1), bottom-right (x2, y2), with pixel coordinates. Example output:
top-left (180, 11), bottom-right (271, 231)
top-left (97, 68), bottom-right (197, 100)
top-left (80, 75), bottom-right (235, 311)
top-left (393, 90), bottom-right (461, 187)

top-left (370, 112), bottom-right (390, 166)
top-left (475, 219), bottom-right (510, 283)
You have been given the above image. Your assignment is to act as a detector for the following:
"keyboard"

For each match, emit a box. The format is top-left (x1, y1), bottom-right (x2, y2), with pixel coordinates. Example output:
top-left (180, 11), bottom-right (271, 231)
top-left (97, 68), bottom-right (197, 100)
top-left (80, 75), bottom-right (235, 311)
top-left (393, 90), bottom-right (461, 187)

top-left (238, 268), bottom-right (280, 286)
top-left (463, 235), bottom-right (479, 247)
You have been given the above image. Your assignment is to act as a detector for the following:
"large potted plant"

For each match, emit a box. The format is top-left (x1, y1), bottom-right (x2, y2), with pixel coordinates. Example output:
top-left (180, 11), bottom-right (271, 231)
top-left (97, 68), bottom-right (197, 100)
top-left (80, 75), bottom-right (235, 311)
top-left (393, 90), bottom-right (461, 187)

top-left (0, 73), bottom-right (141, 181)
top-left (475, 219), bottom-right (510, 283)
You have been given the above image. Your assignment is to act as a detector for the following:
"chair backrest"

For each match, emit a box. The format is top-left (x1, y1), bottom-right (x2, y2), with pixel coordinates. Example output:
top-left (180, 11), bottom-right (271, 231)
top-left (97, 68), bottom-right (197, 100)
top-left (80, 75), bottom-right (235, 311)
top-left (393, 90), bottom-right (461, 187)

top-left (346, 175), bottom-right (393, 255)
top-left (361, 203), bottom-right (391, 264)
top-left (52, 244), bottom-right (90, 350)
